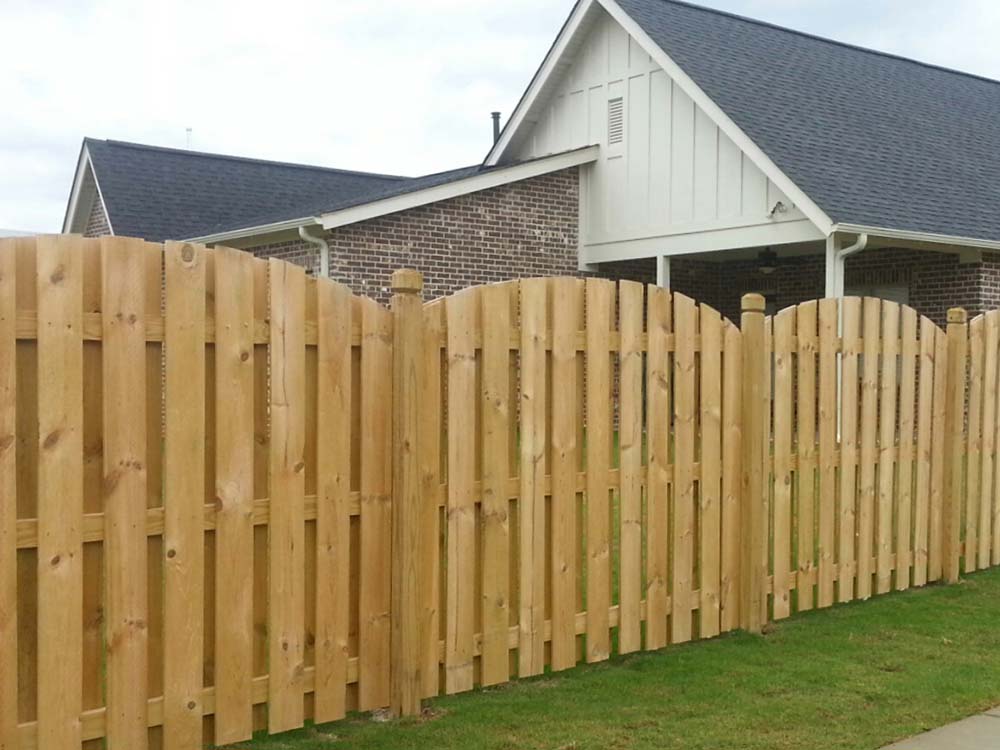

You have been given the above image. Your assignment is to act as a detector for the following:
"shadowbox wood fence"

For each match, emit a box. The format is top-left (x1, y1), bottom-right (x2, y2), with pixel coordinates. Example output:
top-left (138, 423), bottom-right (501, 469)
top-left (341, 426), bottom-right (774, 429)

top-left (1, 235), bottom-right (999, 749)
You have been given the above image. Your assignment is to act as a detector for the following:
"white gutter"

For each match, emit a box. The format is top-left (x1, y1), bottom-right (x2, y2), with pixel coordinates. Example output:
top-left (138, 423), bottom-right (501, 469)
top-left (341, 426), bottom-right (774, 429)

top-left (299, 225), bottom-right (330, 277)
top-left (832, 223), bottom-right (1000, 252)
top-left (185, 216), bottom-right (319, 245)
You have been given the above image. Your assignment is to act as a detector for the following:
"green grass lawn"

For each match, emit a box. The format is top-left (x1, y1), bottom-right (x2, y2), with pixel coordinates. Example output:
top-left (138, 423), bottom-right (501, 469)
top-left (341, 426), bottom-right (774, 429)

top-left (236, 568), bottom-right (1000, 750)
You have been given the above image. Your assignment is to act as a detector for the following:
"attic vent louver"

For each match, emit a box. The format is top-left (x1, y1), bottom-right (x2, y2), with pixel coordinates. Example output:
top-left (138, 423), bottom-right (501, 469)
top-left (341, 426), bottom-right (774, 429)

top-left (608, 97), bottom-right (624, 145)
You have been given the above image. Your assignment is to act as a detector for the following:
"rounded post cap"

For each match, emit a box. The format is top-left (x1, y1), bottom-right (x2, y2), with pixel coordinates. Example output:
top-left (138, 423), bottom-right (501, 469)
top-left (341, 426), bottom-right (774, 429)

top-left (391, 269), bottom-right (423, 294)
top-left (741, 293), bottom-right (766, 313)
top-left (947, 308), bottom-right (968, 325)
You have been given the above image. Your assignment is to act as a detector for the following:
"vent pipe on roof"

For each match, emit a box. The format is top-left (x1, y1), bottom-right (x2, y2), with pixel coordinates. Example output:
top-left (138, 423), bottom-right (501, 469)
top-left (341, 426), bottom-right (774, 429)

top-left (491, 112), bottom-right (501, 144)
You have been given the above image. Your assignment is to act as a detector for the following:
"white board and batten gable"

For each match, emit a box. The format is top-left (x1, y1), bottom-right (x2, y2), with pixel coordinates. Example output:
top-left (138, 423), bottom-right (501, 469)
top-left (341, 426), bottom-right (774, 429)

top-left (492, 0), bottom-right (825, 265)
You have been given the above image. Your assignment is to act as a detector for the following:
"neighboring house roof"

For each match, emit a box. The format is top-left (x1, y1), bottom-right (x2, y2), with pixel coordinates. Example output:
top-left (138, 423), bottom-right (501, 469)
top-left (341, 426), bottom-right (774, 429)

top-left (83, 139), bottom-right (410, 242)
top-left (612, 0), bottom-right (1000, 242)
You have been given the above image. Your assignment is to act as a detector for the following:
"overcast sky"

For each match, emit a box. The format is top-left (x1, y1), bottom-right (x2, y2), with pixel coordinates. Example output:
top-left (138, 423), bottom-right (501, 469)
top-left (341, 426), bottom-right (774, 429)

top-left (2, 0), bottom-right (999, 232)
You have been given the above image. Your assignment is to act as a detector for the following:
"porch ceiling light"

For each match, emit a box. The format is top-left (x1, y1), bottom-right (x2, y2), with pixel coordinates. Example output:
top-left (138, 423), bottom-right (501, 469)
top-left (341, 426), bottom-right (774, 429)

top-left (757, 248), bottom-right (779, 275)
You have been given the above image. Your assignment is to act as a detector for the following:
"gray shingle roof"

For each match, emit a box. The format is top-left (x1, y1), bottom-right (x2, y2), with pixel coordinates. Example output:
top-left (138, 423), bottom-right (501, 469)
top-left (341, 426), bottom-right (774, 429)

top-left (85, 139), bottom-right (411, 242)
top-left (617, 0), bottom-right (1000, 241)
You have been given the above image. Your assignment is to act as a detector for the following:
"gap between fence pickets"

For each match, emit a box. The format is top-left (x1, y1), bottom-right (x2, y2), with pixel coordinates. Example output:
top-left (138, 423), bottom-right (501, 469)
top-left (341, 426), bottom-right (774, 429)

top-left (5, 236), bottom-right (992, 745)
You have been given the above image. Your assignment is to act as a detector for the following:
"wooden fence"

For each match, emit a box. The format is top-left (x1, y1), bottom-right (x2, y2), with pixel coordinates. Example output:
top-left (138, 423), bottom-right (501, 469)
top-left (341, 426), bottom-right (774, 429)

top-left (1, 235), bottom-right (999, 749)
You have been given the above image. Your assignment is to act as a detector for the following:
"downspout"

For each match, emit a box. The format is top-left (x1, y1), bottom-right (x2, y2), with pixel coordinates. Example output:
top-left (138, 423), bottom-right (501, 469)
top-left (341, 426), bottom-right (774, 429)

top-left (840, 232), bottom-right (868, 260)
top-left (298, 224), bottom-right (330, 278)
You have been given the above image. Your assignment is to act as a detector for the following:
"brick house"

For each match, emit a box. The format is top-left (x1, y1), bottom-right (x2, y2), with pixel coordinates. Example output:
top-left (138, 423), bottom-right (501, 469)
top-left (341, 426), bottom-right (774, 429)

top-left (63, 0), bottom-right (1000, 324)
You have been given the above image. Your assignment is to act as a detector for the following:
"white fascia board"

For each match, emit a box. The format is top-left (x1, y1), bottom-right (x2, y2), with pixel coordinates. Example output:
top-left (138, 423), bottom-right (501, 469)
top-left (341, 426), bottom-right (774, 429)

top-left (581, 218), bottom-right (823, 264)
top-left (62, 145), bottom-right (115, 235)
top-left (321, 146), bottom-right (600, 230)
top-left (184, 216), bottom-right (319, 245)
top-left (485, 0), bottom-right (597, 167)
top-left (596, 0), bottom-right (834, 237)
top-left (832, 223), bottom-right (1000, 252)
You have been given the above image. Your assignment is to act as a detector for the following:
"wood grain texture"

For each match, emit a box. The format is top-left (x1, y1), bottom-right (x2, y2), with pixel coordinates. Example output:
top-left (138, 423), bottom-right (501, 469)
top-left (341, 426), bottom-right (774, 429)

top-left (817, 299), bottom-right (837, 608)
top-left (838, 298), bottom-right (861, 602)
top-left (895, 307), bottom-right (917, 590)
top-left (672, 293), bottom-right (696, 643)
top-left (912, 317), bottom-right (937, 587)
top-left (720, 321), bottom-right (742, 632)
top-left (795, 301), bottom-right (817, 612)
top-left (966, 316), bottom-right (985, 574)
top-left (0, 241), bottom-right (17, 750)
top-left (772, 308), bottom-right (794, 620)
top-left (857, 298), bottom-right (880, 600)
top-left (876, 302), bottom-right (899, 594)
top-left (162, 242), bottom-right (206, 750)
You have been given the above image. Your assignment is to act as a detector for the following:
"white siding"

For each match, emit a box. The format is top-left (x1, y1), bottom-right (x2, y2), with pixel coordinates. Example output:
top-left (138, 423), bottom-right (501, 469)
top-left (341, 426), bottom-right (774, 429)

top-left (512, 9), bottom-right (807, 249)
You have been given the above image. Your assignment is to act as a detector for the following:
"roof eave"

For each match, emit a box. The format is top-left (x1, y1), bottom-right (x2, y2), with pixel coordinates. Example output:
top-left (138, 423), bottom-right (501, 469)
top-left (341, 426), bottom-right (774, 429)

top-left (62, 142), bottom-right (114, 236)
top-left (320, 146), bottom-right (600, 230)
top-left (833, 223), bottom-right (1000, 252)
top-left (183, 215), bottom-right (321, 245)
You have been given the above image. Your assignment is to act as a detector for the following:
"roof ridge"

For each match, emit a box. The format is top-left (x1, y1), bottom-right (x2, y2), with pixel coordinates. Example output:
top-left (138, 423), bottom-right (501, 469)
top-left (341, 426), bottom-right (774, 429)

top-left (646, 0), bottom-right (1000, 89)
top-left (84, 138), bottom-right (413, 181)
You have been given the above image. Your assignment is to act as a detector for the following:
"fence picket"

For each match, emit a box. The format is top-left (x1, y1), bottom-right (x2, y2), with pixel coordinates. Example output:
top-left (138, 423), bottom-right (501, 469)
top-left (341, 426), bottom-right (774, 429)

top-left (551, 278), bottom-right (580, 670)
top-left (314, 279), bottom-right (353, 720)
top-left (163, 242), bottom-right (206, 750)
top-left (0, 240), bottom-right (16, 750)
top-left (876, 302), bottom-right (899, 594)
top-left (720, 322), bottom-right (742, 632)
top-left (928, 327), bottom-right (949, 582)
top-left (896, 307), bottom-right (918, 590)
top-left (699, 303), bottom-right (723, 635)
top-left (267, 260), bottom-right (306, 732)
top-left (480, 283), bottom-right (511, 684)
top-left (36, 236), bottom-right (84, 750)
top-left (987, 312), bottom-right (1000, 567)
top-left (102, 237), bottom-right (149, 749)
top-left (817, 299), bottom-right (838, 608)
top-left (772, 308), bottom-right (794, 620)
top-left (857, 298), bottom-right (880, 600)
top-left (618, 282), bottom-right (644, 652)
top-left (212, 247), bottom-right (256, 743)
top-left (359, 299), bottom-right (393, 709)
top-left (913, 317), bottom-right (936, 586)
top-left (795, 301), bottom-right (817, 611)
top-left (518, 279), bottom-right (547, 677)
top-left (645, 286), bottom-right (671, 648)
top-left (585, 278), bottom-right (613, 659)
top-left (966, 316), bottom-right (985, 573)
top-left (838, 298), bottom-right (861, 602)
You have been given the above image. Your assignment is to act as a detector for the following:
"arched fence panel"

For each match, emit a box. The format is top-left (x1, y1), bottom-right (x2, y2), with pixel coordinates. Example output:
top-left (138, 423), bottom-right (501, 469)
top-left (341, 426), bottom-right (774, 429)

top-left (2, 235), bottom-right (999, 750)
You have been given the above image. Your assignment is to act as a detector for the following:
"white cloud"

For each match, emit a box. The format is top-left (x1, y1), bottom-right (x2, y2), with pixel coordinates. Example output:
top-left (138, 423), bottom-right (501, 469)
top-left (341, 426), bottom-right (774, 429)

top-left (1, 0), bottom-right (997, 231)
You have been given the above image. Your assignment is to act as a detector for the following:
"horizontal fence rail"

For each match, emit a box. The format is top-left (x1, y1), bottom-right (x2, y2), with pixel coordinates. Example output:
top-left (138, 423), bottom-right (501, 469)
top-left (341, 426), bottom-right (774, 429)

top-left (2, 235), bottom-right (999, 750)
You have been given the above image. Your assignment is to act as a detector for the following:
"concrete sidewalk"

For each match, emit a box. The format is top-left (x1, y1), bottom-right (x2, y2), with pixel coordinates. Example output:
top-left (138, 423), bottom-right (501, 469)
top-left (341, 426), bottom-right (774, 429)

top-left (882, 707), bottom-right (1000, 749)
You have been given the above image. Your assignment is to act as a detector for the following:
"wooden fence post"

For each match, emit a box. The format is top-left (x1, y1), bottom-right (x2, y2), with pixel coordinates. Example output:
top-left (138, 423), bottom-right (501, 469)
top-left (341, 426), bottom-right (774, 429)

top-left (740, 293), bottom-right (767, 633)
top-left (390, 269), bottom-right (425, 717)
top-left (942, 307), bottom-right (968, 584)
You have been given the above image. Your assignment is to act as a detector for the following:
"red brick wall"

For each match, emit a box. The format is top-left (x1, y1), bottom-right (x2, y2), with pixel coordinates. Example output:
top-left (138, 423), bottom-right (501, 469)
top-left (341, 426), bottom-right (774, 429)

top-left (249, 168), bottom-right (580, 303)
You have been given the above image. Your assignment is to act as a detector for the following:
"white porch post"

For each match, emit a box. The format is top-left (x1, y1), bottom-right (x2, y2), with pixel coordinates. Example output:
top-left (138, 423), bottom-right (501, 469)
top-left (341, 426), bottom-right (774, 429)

top-left (825, 234), bottom-right (844, 298)
top-left (656, 255), bottom-right (670, 289)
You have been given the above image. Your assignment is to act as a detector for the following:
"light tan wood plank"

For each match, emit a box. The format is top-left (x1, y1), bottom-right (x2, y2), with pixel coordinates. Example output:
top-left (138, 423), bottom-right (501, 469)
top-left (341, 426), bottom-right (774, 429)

top-left (772, 307), bottom-right (794, 619)
top-left (966, 315), bottom-right (985, 573)
top-left (670, 293), bottom-right (696, 643)
top-left (618, 281), bottom-right (644, 651)
top-left (645, 286), bottom-right (671, 647)
top-left (212, 247), bottom-right (255, 744)
top-left (838, 298), bottom-right (861, 602)
top-left (101, 237), bottom-right (149, 749)
top-left (876, 301), bottom-right (899, 594)
top-left (550, 279), bottom-right (580, 670)
top-left (928, 327), bottom-right (948, 582)
top-left (913, 317), bottom-right (937, 586)
top-left (314, 279), bottom-right (353, 721)
top-left (986, 312), bottom-right (1000, 567)
top-left (480, 283), bottom-right (511, 684)
top-left (895, 306), bottom-right (918, 591)
top-left (585, 279), bottom-right (613, 659)
top-left (358, 298), bottom-right (393, 709)
top-left (36, 235), bottom-right (84, 749)
top-left (720, 321), bottom-right (742, 632)
top-left (162, 242), bottom-right (206, 750)
top-left (817, 299), bottom-right (838, 608)
top-left (267, 260), bottom-right (307, 732)
top-left (444, 289), bottom-right (477, 693)
top-left (857, 298), bottom-right (880, 600)
top-left (0, 241), bottom-right (17, 749)
top-left (519, 279), bottom-right (547, 677)
top-left (795, 301), bottom-right (817, 612)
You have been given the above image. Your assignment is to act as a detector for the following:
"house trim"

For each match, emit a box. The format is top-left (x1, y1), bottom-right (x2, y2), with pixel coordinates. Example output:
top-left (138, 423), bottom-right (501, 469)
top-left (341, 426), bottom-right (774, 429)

top-left (832, 223), bottom-right (1000, 253)
top-left (185, 216), bottom-right (321, 245)
top-left (581, 218), bottom-right (824, 264)
top-left (62, 144), bottom-right (114, 236)
top-left (319, 146), bottom-right (599, 230)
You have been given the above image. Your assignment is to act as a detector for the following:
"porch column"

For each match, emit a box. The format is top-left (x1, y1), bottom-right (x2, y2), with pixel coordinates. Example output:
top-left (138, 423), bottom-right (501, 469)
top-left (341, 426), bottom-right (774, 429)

top-left (656, 255), bottom-right (670, 289)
